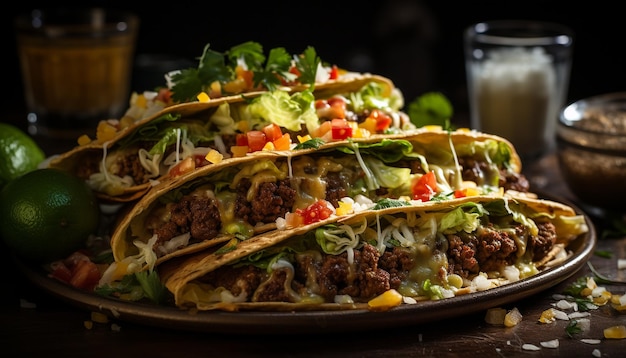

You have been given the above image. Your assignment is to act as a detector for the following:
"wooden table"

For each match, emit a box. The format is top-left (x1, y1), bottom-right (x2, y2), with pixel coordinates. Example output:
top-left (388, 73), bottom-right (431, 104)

top-left (1, 120), bottom-right (625, 357)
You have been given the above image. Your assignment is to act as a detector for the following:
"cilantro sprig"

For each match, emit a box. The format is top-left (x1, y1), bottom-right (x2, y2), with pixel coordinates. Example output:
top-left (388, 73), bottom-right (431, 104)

top-left (169, 41), bottom-right (321, 103)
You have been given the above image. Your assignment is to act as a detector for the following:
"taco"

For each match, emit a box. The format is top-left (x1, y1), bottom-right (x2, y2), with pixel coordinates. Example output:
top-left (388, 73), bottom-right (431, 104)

top-left (47, 72), bottom-right (410, 203)
top-left (159, 194), bottom-right (588, 311)
top-left (103, 128), bottom-right (528, 280)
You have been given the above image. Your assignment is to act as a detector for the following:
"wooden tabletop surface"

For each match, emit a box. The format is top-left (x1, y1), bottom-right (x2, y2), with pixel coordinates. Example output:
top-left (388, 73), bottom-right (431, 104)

top-left (1, 119), bottom-right (625, 358)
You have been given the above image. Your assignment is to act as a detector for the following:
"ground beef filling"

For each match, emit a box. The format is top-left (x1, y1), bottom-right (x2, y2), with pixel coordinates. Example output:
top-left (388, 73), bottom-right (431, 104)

top-left (458, 157), bottom-right (530, 192)
top-left (149, 178), bottom-right (296, 252)
top-left (199, 244), bottom-right (414, 303)
top-left (446, 222), bottom-right (556, 278)
top-left (234, 178), bottom-right (297, 225)
top-left (151, 195), bottom-right (221, 247)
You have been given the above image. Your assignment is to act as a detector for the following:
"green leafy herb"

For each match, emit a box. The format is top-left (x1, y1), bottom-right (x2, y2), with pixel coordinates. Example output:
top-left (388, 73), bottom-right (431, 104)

top-left (253, 47), bottom-right (293, 91)
top-left (594, 250), bottom-right (613, 258)
top-left (169, 41), bottom-right (323, 103)
top-left (562, 276), bottom-right (587, 297)
top-left (295, 46), bottom-right (321, 86)
top-left (134, 270), bottom-right (168, 305)
top-left (565, 319), bottom-right (583, 338)
top-left (371, 198), bottom-right (410, 210)
top-left (294, 137), bottom-right (325, 150)
top-left (406, 92), bottom-right (453, 129)
top-left (95, 270), bottom-right (171, 305)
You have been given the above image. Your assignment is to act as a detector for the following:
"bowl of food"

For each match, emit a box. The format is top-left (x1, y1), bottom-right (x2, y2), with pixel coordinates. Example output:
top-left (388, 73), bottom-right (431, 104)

top-left (556, 92), bottom-right (626, 213)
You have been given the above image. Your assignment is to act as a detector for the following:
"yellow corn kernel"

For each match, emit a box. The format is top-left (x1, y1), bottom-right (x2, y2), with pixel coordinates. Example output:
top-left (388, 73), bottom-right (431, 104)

top-left (593, 290), bottom-right (612, 305)
top-left (197, 92), bottom-right (210, 102)
top-left (91, 312), bottom-right (109, 324)
top-left (77, 134), bottom-right (92, 146)
top-left (358, 117), bottom-right (377, 133)
top-left (236, 121), bottom-right (250, 132)
top-left (423, 125), bottom-right (442, 131)
top-left (504, 307), bottom-right (523, 327)
top-left (297, 134), bottom-right (312, 143)
top-left (335, 201), bottom-right (353, 216)
top-left (580, 287), bottom-right (593, 297)
top-left (118, 115), bottom-right (136, 130)
top-left (603, 325), bottom-right (626, 339)
top-left (539, 308), bottom-right (556, 323)
top-left (205, 149), bottom-right (223, 164)
top-left (485, 307), bottom-right (507, 325)
top-left (134, 93), bottom-right (148, 108)
top-left (368, 289), bottom-right (403, 311)
top-left (464, 187), bottom-right (480, 197)
top-left (96, 120), bottom-right (118, 143)
top-left (262, 141), bottom-right (275, 151)
top-left (230, 146), bottom-right (249, 158)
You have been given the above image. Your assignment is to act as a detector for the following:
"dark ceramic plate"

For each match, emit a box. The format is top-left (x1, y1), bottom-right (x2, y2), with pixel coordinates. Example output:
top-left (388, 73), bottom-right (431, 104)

top-left (17, 194), bottom-right (596, 335)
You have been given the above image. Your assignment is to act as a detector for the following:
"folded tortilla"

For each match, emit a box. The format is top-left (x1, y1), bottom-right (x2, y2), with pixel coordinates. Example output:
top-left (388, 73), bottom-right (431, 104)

top-left (105, 128), bottom-right (527, 280)
top-left (48, 74), bottom-right (408, 203)
top-left (160, 194), bottom-right (588, 311)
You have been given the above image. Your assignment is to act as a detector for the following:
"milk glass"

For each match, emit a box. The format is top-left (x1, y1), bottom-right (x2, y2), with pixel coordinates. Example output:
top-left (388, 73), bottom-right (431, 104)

top-left (464, 20), bottom-right (574, 159)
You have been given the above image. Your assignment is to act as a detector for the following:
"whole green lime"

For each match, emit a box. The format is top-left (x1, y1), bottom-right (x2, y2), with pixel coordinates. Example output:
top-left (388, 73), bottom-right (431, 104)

top-left (0, 168), bottom-right (100, 263)
top-left (0, 122), bottom-right (46, 189)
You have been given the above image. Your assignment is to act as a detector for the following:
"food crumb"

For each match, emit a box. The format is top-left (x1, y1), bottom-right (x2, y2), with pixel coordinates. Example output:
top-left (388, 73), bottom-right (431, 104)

top-left (19, 298), bottom-right (37, 309)
top-left (504, 307), bottom-right (522, 327)
top-left (484, 307), bottom-right (507, 325)
top-left (580, 339), bottom-right (601, 345)
top-left (111, 323), bottom-right (121, 332)
top-left (522, 343), bottom-right (541, 351)
top-left (91, 311), bottom-right (109, 324)
top-left (84, 321), bottom-right (93, 330)
top-left (540, 339), bottom-right (559, 348)
top-left (618, 259), bottom-right (626, 270)
top-left (592, 348), bottom-right (601, 357)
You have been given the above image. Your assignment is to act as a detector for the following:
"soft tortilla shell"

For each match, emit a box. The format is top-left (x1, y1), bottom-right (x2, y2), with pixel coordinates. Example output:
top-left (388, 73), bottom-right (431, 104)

top-left (48, 74), bottom-right (395, 203)
top-left (111, 128), bottom-right (523, 272)
top-left (162, 194), bottom-right (580, 309)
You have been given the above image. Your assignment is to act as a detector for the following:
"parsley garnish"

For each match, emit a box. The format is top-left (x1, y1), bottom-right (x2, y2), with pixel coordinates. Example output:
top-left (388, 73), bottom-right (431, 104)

top-left (169, 41), bottom-right (322, 103)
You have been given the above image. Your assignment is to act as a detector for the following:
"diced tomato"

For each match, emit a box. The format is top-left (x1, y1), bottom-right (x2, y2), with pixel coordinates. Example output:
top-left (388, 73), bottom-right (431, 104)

top-left (315, 99), bottom-right (329, 110)
top-left (329, 65), bottom-right (339, 80)
top-left (69, 260), bottom-right (101, 291)
top-left (454, 189), bottom-right (467, 198)
top-left (49, 251), bottom-right (102, 291)
top-left (412, 171), bottom-right (438, 202)
top-left (246, 130), bottom-right (267, 152)
top-left (315, 97), bottom-right (346, 119)
top-left (169, 156), bottom-right (196, 178)
top-left (327, 97), bottom-right (346, 119)
top-left (367, 109), bottom-right (393, 132)
top-left (235, 66), bottom-right (254, 89)
top-left (49, 261), bottom-right (73, 283)
top-left (193, 153), bottom-right (211, 168)
top-left (262, 123), bottom-right (283, 142)
top-left (155, 88), bottom-right (173, 104)
top-left (289, 66), bottom-right (301, 78)
top-left (272, 133), bottom-right (292, 150)
top-left (236, 133), bottom-right (248, 146)
top-left (315, 120), bottom-right (332, 138)
top-left (295, 200), bottom-right (333, 225)
top-left (331, 118), bottom-right (353, 140)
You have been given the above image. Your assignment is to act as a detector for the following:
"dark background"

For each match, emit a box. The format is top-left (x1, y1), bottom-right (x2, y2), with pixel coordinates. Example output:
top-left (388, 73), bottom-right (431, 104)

top-left (3, 0), bottom-right (625, 126)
